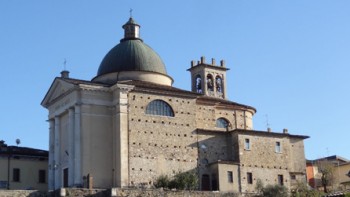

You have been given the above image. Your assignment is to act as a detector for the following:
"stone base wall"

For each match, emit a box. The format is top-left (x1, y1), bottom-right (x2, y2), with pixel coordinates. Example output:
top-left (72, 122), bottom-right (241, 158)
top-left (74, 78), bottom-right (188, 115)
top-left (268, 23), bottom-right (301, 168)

top-left (0, 190), bottom-right (47, 197)
top-left (0, 188), bottom-right (243, 197)
top-left (111, 188), bottom-right (240, 197)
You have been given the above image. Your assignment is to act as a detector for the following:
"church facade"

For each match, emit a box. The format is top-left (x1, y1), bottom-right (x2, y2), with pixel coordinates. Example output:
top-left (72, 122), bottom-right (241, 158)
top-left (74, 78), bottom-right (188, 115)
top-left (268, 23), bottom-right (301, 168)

top-left (42, 17), bottom-right (308, 193)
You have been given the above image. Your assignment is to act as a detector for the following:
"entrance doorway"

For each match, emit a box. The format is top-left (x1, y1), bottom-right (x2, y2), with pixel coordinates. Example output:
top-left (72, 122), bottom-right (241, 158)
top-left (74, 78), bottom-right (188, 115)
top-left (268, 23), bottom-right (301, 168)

top-left (63, 168), bottom-right (68, 187)
top-left (201, 174), bottom-right (210, 191)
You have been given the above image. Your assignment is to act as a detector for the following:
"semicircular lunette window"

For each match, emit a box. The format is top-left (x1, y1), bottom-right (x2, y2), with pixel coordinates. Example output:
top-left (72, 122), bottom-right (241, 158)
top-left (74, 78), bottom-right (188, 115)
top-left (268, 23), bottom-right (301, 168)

top-left (216, 118), bottom-right (229, 128)
top-left (145, 100), bottom-right (174, 117)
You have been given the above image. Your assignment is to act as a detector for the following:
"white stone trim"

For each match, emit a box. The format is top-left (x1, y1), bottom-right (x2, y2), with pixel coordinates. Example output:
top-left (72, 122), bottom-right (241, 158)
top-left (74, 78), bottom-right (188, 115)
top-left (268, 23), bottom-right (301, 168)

top-left (74, 104), bottom-right (82, 186)
top-left (68, 108), bottom-right (75, 186)
top-left (54, 116), bottom-right (61, 189)
top-left (48, 119), bottom-right (55, 191)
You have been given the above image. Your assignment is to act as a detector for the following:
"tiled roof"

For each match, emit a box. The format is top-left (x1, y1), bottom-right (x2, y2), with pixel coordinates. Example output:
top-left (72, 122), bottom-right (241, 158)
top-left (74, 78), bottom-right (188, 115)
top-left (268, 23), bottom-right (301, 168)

top-left (58, 78), bottom-right (256, 110)
top-left (196, 128), bottom-right (309, 139)
top-left (60, 77), bottom-right (109, 87)
top-left (232, 129), bottom-right (309, 139)
top-left (0, 146), bottom-right (48, 158)
top-left (119, 80), bottom-right (256, 110)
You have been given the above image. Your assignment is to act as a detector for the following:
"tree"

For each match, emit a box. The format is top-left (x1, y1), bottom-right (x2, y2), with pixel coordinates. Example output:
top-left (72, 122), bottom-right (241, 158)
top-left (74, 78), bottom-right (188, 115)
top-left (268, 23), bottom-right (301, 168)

top-left (317, 160), bottom-right (334, 193)
top-left (293, 181), bottom-right (324, 197)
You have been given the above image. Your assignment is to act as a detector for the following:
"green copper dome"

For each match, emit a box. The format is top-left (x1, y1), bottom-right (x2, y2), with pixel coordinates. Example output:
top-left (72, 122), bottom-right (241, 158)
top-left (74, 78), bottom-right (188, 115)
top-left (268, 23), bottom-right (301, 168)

top-left (96, 17), bottom-right (168, 77)
top-left (97, 40), bottom-right (167, 76)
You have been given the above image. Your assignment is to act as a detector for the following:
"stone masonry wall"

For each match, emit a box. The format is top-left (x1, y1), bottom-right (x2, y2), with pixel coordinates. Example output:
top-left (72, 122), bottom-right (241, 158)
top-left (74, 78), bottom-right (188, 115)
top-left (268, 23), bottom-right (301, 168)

top-left (0, 188), bottom-right (244, 197)
top-left (127, 91), bottom-right (198, 187)
top-left (110, 188), bottom-right (241, 197)
top-left (288, 138), bottom-right (307, 173)
top-left (196, 105), bottom-right (253, 131)
top-left (237, 133), bottom-right (290, 170)
top-left (0, 190), bottom-right (47, 197)
top-left (234, 132), bottom-right (307, 192)
top-left (197, 131), bottom-right (230, 190)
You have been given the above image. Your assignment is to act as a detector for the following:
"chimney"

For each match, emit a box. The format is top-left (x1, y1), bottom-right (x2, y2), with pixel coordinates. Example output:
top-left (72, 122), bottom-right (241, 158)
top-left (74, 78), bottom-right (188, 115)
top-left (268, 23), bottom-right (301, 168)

top-left (191, 60), bottom-right (195, 67)
top-left (61, 70), bottom-right (70, 78)
top-left (200, 56), bottom-right (205, 64)
top-left (211, 58), bottom-right (216, 65)
top-left (283, 128), bottom-right (288, 134)
top-left (0, 140), bottom-right (7, 147)
top-left (267, 128), bottom-right (272, 132)
top-left (220, 60), bottom-right (225, 67)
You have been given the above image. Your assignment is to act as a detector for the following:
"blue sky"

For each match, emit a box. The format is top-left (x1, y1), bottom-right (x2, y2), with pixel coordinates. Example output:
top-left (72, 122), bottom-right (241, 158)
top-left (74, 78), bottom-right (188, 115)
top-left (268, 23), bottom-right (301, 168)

top-left (0, 1), bottom-right (349, 160)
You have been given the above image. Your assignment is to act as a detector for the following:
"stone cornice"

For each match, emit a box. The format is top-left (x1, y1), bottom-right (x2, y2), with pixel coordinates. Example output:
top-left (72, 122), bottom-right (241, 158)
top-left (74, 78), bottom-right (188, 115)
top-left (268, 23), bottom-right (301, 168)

top-left (134, 87), bottom-right (198, 99)
top-left (110, 83), bottom-right (135, 93)
top-left (79, 84), bottom-right (110, 92)
top-left (44, 87), bottom-right (76, 108)
top-left (196, 98), bottom-right (256, 114)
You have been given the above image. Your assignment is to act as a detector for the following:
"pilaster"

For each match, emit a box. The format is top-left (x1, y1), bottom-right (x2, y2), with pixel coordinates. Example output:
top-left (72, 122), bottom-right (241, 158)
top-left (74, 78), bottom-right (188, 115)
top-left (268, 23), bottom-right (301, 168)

top-left (112, 84), bottom-right (133, 187)
top-left (48, 119), bottom-right (55, 190)
top-left (73, 104), bottom-right (82, 186)
top-left (68, 108), bottom-right (75, 186)
top-left (54, 116), bottom-right (61, 189)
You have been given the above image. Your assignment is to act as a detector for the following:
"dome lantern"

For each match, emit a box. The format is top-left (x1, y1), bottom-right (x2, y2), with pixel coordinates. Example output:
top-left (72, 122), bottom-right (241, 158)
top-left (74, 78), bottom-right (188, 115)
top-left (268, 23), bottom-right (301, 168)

top-left (92, 17), bottom-right (173, 86)
top-left (122, 17), bottom-right (141, 41)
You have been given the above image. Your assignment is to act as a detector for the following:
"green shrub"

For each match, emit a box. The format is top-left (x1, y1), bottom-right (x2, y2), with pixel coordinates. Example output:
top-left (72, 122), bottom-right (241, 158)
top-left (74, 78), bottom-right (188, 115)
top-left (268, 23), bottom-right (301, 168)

top-left (255, 179), bottom-right (264, 195)
top-left (262, 184), bottom-right (288, 197)
top-left (292, 181), bottom-right (324, 197)
top-left (154, 171), bottom-right (198, 190)
top-left (154, 174), bottom-right (170, 188)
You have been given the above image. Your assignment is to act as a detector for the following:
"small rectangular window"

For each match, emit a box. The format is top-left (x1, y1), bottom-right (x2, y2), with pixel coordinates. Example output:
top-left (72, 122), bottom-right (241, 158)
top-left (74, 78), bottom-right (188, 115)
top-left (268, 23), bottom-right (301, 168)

top-left (13, 168), bottom-right (20, 182)
top-left (291, 174), bottom-right (296, 180)
top-left (278, 175), bottom-right (284, 185)
top-left (275, 141), bottom-right (281, 153)
top-left (38, 170), bottom-right (46, 183)
top-left (247, 172), bottom-right (253, 184)
top-left (227, 171), bottom-right (233, 183)
top-left (245, 138), bottom-right (250, 150)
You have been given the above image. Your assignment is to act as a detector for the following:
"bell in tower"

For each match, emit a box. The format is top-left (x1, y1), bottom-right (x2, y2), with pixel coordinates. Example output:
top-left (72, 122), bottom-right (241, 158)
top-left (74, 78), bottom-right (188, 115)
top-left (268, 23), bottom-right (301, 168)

top-left (187, 56), bottom-right (229, 99)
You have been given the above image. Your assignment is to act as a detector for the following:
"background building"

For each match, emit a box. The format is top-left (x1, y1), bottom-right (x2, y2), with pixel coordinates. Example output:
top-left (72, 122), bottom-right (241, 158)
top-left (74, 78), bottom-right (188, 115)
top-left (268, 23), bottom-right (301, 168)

top-left (42, 17), bottom-right (309, 194)
top-left (0, 140), bottom-right (48, 191)
top-left (307, 155), bottom-right (350, 191)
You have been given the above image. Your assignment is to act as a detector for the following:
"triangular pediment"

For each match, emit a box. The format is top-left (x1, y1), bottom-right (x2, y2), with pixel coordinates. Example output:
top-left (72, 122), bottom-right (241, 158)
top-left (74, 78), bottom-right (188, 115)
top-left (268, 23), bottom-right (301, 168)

top-left (41, 78), bottom-right (76, 108)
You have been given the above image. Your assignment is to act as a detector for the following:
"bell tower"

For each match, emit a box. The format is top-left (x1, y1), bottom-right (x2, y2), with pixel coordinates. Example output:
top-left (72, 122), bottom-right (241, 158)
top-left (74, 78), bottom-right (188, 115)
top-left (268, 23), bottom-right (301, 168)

top-left (188, 56), bottom-right (229, 99)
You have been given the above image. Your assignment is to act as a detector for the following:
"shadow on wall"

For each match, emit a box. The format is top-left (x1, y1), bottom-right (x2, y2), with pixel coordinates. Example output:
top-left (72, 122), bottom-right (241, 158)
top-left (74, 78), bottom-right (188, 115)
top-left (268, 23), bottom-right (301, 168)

top-left (28, 191), bottom-right (48, 197)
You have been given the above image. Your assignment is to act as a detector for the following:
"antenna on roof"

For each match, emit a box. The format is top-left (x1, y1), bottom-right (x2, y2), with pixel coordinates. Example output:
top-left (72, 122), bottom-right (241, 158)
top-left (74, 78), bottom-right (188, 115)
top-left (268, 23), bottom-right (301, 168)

top-left (265, 114), bottom-right (270, 128)
top-left (63, 58), bottom-right (67, 70)
top-left (129, 8), bottom-right (133, 18)
top-left (15, 139), bottom-right (20, 146)
top-left (265, 114), bottom-right (271, 132)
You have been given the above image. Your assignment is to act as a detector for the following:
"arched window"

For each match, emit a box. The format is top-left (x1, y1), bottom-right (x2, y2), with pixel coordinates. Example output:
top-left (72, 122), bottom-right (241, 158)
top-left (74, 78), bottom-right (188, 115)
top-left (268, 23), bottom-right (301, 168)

top-left (216, 118), bottom-right (229, 128)
top-left (207, 74), bottom-right (214, 91)
top-left (145, 100), bottom-right (174, 117)
top-left (215, 76), bottom-right (222, 93)
top-left (195, 75), bottom-right (202, 93)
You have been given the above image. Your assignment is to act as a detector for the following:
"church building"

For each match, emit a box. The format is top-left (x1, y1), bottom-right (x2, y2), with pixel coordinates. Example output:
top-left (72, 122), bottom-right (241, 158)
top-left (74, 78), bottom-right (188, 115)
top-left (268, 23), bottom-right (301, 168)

top-left (41, 17), bottom-right (308, 193)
